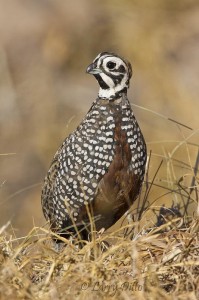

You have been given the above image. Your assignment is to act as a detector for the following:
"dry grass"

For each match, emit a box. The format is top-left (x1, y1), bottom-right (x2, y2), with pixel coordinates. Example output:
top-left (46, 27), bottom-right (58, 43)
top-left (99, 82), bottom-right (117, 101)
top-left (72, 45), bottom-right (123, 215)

top-left (0, 216), bottom-right (198, 299)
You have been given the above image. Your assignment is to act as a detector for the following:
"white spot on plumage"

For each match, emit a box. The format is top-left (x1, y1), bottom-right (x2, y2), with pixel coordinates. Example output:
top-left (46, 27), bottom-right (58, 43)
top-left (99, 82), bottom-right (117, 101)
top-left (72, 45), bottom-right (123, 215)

top-left (127, 131), bottom-right (133, 137)
top-left (92, 110), bottom-right (99, 115)
top-left (83, 166), bottom-right (88, 172)
top-left (105, 131), bottom-right (112, 136)
top-left (106, 138), bottom-right (113, 143)
top-left (109, 123), bottom-right (115, 129)
top-left (99, 136), bottom-right (106, 142)
top-left (88, 188), bottom-right (93, 194)
top-left (107, 116), bottom-right (114, 122)
top-left (122, 117), bottom-right (129, 122)
top-left (91, 139), bottom-right (97, 145)
top-left (77, 147), bottom-right (82, 152)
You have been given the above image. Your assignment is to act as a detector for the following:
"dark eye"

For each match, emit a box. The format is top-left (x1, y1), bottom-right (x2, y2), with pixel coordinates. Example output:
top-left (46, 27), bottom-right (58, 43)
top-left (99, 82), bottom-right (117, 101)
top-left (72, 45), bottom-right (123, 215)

top-left (106, 61), bottom-right (116, 69)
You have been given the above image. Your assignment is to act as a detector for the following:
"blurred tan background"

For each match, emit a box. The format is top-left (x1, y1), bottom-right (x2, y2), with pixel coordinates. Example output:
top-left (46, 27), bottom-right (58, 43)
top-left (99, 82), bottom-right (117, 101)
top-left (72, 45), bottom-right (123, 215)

top-left (0, 0), bottom-right (198, 236)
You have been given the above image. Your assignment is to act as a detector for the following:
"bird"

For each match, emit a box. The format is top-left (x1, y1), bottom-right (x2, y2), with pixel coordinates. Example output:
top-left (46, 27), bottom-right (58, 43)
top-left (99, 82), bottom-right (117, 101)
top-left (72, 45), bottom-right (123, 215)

top-left (41, 52), bottom-right (147, 241)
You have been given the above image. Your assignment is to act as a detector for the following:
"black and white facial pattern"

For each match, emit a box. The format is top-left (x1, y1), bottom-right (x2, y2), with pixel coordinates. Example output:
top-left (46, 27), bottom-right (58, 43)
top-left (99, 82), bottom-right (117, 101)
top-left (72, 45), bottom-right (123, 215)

top-left (87, 52), bottom-right (132, 100)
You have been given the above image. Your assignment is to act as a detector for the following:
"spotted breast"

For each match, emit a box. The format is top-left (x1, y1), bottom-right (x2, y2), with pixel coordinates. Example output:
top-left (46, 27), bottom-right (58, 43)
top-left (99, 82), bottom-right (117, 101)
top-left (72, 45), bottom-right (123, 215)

top-left (41, 52), bottom-right (147, 241)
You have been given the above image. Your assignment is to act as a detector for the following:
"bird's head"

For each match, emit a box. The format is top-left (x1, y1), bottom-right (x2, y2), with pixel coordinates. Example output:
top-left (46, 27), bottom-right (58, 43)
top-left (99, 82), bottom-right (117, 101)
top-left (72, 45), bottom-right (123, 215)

top-left (86, 52), bottom-right (132, 100)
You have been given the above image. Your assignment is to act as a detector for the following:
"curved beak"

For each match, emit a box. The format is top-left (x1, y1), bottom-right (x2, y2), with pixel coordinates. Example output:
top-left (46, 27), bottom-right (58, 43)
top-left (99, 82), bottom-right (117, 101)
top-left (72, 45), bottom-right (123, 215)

top-left (86, 62), bottom-right (102, 75)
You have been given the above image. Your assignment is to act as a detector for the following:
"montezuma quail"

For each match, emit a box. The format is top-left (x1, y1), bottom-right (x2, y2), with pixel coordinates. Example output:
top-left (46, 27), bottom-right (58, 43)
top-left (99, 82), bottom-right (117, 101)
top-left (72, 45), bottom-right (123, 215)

top-left (41, 52), bottom-right (147, 241)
